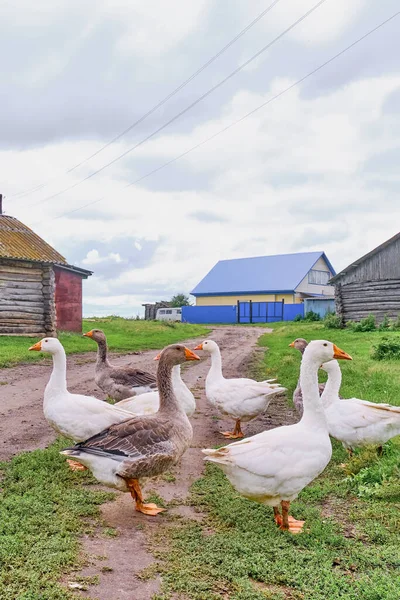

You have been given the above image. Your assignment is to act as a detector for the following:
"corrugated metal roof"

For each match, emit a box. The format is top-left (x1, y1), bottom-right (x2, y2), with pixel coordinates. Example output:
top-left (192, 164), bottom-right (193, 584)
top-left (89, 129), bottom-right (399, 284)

top-left (0, 215), bottom-right (67, 264)
top-left (191, 251), bottom-right (336, 296)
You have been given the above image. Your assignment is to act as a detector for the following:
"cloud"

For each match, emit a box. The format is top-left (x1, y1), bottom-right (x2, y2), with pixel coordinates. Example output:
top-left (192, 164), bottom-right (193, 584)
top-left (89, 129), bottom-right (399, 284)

top-left (189, 210), bottom-right (229, 223)
top-left (82, 249), bottom-right (123, 265)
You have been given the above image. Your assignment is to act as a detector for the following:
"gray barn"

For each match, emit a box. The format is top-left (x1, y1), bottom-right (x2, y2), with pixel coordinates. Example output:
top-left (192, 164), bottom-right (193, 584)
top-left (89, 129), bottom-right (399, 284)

top-left (330, 232), bottom-right (400, 324)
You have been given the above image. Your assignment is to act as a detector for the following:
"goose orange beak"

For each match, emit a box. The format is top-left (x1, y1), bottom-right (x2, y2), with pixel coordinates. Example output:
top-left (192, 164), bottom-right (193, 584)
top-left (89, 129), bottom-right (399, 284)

top-left (288, 341), bottom-right (295, 347)
top-left (185, 347), bottom-right (200, 361)
top-left (193, 343), bottom-right (203, 351)
top-left (82, 331), bottom-right (93, 338)
top-left (29, 341), bottom-right (42, 351)
top-left (333, 344), bottom-right (352, 361)
top-left (153, 352), bottom-right (161, 361)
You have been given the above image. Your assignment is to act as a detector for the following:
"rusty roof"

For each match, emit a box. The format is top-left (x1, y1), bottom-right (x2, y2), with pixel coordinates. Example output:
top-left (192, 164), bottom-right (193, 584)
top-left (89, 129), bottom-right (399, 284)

top-left (0, 215), bottom-right (67, 264)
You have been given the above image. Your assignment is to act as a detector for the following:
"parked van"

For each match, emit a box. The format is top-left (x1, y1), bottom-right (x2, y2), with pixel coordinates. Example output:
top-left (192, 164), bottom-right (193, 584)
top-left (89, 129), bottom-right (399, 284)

top-left (156, 307), bottom-right (182, 322)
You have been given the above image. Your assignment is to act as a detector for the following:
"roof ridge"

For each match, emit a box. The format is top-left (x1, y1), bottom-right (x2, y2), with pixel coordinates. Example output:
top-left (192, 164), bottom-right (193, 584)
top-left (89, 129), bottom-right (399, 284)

top-left (217, 250), bottom-right (323, 263)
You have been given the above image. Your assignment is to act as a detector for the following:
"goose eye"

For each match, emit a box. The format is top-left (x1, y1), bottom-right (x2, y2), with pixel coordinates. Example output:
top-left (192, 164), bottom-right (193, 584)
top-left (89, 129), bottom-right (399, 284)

top-left (323, 343), bottom-right (327, 347)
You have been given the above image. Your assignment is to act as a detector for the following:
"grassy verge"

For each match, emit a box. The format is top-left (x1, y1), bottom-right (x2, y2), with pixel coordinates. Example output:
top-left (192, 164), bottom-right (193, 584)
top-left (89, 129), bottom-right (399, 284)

top-left (0, 438), bottom-right (115, 600)
top-left (0, 317), bottom-right (210, 367)
top-left (146, 322), bottom-right (400, 600)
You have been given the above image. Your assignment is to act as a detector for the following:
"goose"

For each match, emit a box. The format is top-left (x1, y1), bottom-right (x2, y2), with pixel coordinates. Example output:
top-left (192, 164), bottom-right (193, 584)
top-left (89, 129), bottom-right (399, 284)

top-left (320, 359), bottom-right (400, 455)
top-left (29, 337), bottom-right (135, 470)
top-left (203, 340), bottom-right (352, 533)
top-left (289, 338), bottom-right (341, 416)
top-left (83, 329), bottom-right (157, 400)
top-left (194, 340), bottom-right (286, 438)
top-left (61, 344), bottom-right (199, 516)
top-left (116, 353), bottom-right (196, 417)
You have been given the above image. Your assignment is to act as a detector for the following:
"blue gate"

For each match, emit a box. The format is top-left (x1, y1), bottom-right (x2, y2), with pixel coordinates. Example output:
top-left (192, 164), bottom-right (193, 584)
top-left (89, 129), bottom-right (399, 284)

top-left (237, 300), bottom-right (284, 323)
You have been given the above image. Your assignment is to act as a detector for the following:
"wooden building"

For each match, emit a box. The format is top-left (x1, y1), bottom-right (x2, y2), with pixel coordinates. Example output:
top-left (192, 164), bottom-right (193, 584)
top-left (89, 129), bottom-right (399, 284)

top-left (330, 232), bottom-right (400, 324)
top-left (142, 301), bottom-right (172, 320)
top-left (0, 199), bottom-right (92, 335)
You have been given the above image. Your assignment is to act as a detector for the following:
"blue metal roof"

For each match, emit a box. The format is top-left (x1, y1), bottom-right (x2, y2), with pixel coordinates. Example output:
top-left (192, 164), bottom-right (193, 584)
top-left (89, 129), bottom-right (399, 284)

top-left (191, 251), bottom-right (335, 296)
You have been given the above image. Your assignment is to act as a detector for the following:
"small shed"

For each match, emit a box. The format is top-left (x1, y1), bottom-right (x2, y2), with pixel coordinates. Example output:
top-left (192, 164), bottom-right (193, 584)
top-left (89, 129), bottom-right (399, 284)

top-left (330, 232), bottom-right (400, 324)
top-left (0, 199), bottom-right (92, 335)
top-left (142, 301), bottom-right (172, 320)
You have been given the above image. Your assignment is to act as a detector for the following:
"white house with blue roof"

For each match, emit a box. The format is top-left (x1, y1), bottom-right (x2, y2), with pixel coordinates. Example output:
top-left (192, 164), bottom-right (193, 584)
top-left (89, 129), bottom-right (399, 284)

top-left (190, 251), bottom-right (335, 306)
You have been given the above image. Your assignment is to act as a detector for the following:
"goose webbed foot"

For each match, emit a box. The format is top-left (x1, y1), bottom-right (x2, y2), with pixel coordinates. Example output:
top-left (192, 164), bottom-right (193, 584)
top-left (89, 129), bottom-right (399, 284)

top-left (221, 419), bottom-right (244, 439)
top-left (66, 459), bottom-right (87, 471)
top-left (128, 479), bottom-right (165, 516)
top-left (280, 500), bottom-right (305, 534)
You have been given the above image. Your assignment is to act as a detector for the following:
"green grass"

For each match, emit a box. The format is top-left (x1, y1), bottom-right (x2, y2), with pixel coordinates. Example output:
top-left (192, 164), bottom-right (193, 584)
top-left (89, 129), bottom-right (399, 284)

top-left (0, 317), bottom-right (210, 367)
top-left (146, 322), bottom-right (400, 600)
top-left (257, 321), bottom-right (400, 406)
top-left (0, 437), bottom-right (115, 600)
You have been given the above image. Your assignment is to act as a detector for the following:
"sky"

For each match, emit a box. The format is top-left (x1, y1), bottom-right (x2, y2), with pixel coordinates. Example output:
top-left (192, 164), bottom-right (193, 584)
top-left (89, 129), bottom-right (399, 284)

top-left (1, 0), bottom-right (399, 317)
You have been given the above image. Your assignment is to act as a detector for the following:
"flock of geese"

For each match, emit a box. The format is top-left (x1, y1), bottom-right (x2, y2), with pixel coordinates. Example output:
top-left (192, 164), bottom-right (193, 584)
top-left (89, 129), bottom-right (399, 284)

top-left (27, 329), bottom-right (400, 534)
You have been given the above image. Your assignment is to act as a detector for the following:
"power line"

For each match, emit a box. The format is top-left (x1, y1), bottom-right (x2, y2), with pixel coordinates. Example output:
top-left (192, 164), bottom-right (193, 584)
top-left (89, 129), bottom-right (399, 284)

top-left (10, 0), bottom-right (282, 201)
top-left (26, 0), bottom-right (329, 210)
top-left (30, 9), bottom-right (399, 228)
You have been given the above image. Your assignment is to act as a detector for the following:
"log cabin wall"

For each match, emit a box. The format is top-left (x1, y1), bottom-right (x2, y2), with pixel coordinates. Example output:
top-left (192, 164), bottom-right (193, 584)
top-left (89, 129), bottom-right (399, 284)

top-left (0, 259), bottom-right (56, 335)
top-left (333, 236), bottom-right (400, 324)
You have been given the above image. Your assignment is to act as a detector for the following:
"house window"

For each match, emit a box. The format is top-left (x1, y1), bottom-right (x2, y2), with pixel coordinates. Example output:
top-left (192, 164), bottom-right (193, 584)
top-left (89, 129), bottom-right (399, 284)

top-left (308, 270), bottom-right (330, 285)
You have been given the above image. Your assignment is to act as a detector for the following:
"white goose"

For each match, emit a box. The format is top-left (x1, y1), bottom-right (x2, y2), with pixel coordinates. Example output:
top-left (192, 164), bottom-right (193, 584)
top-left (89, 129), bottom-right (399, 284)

top-left (116, 354), bottom-right (196, 417)
top-left (194, 339), bottom-right (285, 438)
top-left (29, 338), bottom-right (134, 469)
top-left (321, 359), bottom-right (400, 455)
top-left (203, 340), bottom-right (352, 533)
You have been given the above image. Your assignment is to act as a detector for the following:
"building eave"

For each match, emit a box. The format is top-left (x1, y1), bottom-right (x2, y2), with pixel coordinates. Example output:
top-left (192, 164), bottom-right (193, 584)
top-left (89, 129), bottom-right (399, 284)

top-left (330, 231), bottom-right (400, 284)
top-left (191, 289), bottom-right (295, 297)
top-left (54, 263), bottom-right (93, 278)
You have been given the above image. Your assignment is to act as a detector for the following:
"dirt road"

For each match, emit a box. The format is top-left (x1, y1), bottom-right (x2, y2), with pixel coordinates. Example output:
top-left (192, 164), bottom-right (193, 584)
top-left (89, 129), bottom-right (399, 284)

top-left (0, 325), bottom-right (297, 599)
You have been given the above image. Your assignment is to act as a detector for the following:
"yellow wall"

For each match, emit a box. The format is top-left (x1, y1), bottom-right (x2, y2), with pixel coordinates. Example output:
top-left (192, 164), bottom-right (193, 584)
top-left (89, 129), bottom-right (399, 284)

top-left (196, 293), bottom-right (295, 306)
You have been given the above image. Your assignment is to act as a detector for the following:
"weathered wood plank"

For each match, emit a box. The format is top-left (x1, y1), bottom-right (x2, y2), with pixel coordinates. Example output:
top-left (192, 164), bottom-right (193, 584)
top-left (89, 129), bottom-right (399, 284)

top-left (0, 300), bottom-right (44, 309)
top-left (0, 265), bottom-right (43, 276)
top-left (0, 281), bottom-right (42, 290)
top-left (0, 294), bottom-right (43, 302)
top-left (0, 272), bottom-right (42, 282)
top-left (0, 308), bottom-right (44, 317)
top-left (0, 326), bottom-right (45, 334)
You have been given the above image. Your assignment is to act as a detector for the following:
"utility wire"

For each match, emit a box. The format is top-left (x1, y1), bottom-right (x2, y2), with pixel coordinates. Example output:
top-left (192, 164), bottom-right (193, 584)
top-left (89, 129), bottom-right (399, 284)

top-left (30, 9), bottom-right (399, 228)
top-left (26, 0), bottom-right (329, 209)
top-left (10, 0), bottom-right (282, 201)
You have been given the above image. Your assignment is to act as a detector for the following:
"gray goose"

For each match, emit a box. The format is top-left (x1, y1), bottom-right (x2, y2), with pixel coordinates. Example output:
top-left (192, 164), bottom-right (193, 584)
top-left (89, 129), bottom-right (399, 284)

top-left (83, 329), bottom-right (157, 400)
top-left (61, 344), bottom-right (199, 516)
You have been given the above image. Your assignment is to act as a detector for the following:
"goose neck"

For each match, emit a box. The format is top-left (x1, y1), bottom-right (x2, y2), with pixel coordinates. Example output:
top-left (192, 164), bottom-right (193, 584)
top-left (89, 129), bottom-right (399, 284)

top-left (208, 347), bottom-right (223, 380)
top-left (299, 353), bottom-right (328, 429)
top-left (96, 340), bottom-right (111, 366)
top-left (321, 361), bottom-right (342, 408)
top-left (157, 360), bottom-right (183, 413)
top-left (45, 349), bottom-right (68, 397)
top-left (171, 365), bottom-right (183, 389)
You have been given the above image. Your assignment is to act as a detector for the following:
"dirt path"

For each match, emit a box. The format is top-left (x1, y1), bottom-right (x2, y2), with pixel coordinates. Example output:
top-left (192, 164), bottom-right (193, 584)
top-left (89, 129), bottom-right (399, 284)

top-left (0, 325), bottom-right (297, 599)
